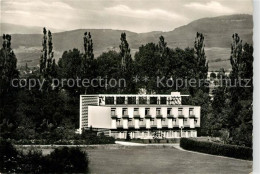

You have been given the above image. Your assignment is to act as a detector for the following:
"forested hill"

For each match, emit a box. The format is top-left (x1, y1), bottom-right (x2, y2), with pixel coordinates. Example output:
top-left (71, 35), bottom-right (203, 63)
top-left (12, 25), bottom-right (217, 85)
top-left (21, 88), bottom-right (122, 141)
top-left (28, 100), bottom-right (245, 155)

top-left (0, 14), bottom-right (253, 70)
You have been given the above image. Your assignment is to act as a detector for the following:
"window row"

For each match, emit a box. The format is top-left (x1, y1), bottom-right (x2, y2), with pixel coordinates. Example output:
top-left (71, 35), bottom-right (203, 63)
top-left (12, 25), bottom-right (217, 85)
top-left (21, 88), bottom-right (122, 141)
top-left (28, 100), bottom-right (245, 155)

top-left (115, 118), bottom-right (198, 126)
top-left (111, 107), bottom-right (195, 116)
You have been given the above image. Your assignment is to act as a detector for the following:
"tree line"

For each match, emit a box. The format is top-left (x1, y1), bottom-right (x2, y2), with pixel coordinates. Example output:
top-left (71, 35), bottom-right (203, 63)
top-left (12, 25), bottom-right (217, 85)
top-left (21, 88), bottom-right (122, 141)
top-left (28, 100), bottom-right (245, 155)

top-left (0, 28), bottom-right (253, 147)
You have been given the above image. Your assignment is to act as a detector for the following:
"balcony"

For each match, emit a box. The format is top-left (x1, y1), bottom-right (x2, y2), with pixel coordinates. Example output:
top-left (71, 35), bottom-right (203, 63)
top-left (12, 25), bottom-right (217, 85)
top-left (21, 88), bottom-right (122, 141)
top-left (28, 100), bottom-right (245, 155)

top-left (162, 124), bottom-right (168, 128)
top-left (134, 115), bottom-right (140, 118)
top-left (128, 124), bottom-right (135, 128)
top-left (111, 115), bottom-right (117, 119)
top-left (150, 124), bottom-right (157, 128)
top-left (156, 115), bottom-right (163, 118)
top-left (116, 124), bottom-right (123, 128)
top-left (167, 115), bottom-right (174, 118)
top-left (145, 115), bottom-right (151, 118)
top-left (178, 115), bottom-right (184, 118)
top-left (189, 114), bottom-right (196, 118)
top-left (122, 115), bottom-right (129, 119)
top-left (139, 124), bottom-right (146, 128)
top-left (184, 124), bottom-right (190, 127)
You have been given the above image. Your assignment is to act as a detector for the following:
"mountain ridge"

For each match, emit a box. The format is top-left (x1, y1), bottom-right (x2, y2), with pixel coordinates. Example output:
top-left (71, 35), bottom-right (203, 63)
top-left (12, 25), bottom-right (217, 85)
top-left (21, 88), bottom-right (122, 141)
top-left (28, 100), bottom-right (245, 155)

top-left (0, 14), bottom-right (253, 71)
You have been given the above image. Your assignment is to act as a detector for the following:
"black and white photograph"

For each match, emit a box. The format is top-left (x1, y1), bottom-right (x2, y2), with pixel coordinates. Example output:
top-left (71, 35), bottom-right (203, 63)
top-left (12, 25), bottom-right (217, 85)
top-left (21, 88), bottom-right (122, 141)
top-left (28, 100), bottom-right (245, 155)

top-left (0, 0), bottom-right (255, 173)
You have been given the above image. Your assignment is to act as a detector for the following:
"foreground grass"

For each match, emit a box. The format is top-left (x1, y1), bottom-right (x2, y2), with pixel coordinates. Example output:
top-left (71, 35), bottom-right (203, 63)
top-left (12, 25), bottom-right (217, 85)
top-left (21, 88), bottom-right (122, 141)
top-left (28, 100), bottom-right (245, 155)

top-left (17, 145), bottom-right (252, 174)
top-left (86, 148), bottom-right (252, 174)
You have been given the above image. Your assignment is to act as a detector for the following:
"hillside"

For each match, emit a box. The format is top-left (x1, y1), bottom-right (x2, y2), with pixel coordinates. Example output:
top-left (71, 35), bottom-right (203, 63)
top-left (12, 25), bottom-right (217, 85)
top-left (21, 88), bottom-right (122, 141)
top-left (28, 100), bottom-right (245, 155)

top-left (0, 14), bottom-right (253, 71)
top-left (0, 23), bottom-right (62, 35)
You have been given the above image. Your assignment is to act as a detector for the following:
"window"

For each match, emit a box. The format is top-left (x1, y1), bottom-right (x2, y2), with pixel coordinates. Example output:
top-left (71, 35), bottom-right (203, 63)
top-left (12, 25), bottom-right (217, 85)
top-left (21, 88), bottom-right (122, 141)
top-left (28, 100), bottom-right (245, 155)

top-left (128, 97), bottom-right (136, 104)
top-left (178, 108), bottom-right (183, 115)
top-left (134, 108), bottom-right (139, 115)
top-left (150, 97), bottom-right (158, 104)
top-left (116, 119), bottom-right (121, 125)
top-left (162, 118), bottom-right (167, 125)
top-left (128, 118), bottom-right (133, 126)
top-left (117, 97), bottom-right (125, 104)
top-left (122, 108), bottom-right (128, 115)
top-left (160, 97), bottom-right (167, 104)
top-left (184, 118), bottom-right (188, 124)
top-left (156, 108), bottom-right (161, 115)
top-left (105, 97), bottom-right (114, 104)
top-left (189, 108), bottom-right (194, 115)
top-left (150, 118), bottom-right (155, 125)
top-left (139, 97), bottom-right (147, 104)
top-left (167, 108), bottom-right (172, 115)
top-left (139, 118), bottom-right (144, 125)
top-left (195, 119), bottom-right (198, 124)
top-left (173, 118), bottom-right (176, 125)
top-left (145, 108), bottom-right (150, 115)
top-left (111, 108), bottom-right (116, 115)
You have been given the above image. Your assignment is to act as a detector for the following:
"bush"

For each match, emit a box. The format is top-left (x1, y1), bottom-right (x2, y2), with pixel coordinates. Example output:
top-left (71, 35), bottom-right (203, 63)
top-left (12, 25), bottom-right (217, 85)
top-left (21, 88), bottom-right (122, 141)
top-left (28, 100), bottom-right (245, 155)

top-left (43, 147), bottom-right (89, 173)
top-left (0, 139), bottom-right (89, 173)
top-left (180, 138), bottom-right (252, 160)
top-left (0, 139), bottom-right (19, 173)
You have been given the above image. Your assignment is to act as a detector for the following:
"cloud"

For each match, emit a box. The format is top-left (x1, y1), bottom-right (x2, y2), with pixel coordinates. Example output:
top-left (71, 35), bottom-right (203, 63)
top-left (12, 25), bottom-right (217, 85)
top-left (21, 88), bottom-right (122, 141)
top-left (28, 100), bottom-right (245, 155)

top-left (1, 0), bottom-right (77, 30)
top-left (185, 1), bottom-right (234, 14)
top-left (104, 5), bottom-right (187, 21)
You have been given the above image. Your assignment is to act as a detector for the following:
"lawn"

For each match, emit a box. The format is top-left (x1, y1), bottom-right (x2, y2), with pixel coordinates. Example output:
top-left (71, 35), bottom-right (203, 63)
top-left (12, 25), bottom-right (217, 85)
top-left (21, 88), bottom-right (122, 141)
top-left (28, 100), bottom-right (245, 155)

top-left (86, 147), bottom-right (252, 174)
top-left (26, 145), bottom-right (252, 174)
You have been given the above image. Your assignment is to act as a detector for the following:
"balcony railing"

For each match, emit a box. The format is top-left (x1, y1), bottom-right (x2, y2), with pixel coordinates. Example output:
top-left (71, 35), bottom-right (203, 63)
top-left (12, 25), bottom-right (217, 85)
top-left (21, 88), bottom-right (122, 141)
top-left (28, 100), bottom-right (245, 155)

top-left (116, 124), bottom-right (123, 128)
top-left (145, 115), bottom-right (151, 118)
top-left (128, 124), bottom-right (135, 128)
top-left (167, 115), bottom-right (174, 118)
top-left (189, 114), bottom-right (196, 118)
top-left (150, 124), bottom-right (157, 128)
top-left (162, 124), bottom-right (168, 128)
top-left (156, 115), bottom-right (163, 118)
top-left (111, 115), bottom-right (117, 119)
top-left (184, 124), bottom-right (190, 127)
top-left (139, 124), bottom-right (146, 128)
top-left (122, 115), bottom-right (129, 118)
top-left (178, 114), bottom-right (184, 118)
top-left (134, 115), bottom-right (140, 118)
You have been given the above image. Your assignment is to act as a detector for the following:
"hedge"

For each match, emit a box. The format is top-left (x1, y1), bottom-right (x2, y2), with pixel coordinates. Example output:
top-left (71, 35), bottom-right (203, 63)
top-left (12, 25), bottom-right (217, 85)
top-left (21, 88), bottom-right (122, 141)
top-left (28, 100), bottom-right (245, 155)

top-left (180, 138), bottom-right (252, 160)
top-left (10, 136), bottom-right (115, 145)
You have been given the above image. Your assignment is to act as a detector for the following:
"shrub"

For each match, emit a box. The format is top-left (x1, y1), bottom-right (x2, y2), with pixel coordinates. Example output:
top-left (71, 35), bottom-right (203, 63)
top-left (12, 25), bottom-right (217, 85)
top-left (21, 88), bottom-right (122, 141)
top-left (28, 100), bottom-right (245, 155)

top-left (180, 138), bottom-right (252, 160)
top-left (0, 139), bottom-right (19, 173)
top-left (43, 147), bottom-right (89, 173)
top-left (0, 139), bottom-right (89, 173)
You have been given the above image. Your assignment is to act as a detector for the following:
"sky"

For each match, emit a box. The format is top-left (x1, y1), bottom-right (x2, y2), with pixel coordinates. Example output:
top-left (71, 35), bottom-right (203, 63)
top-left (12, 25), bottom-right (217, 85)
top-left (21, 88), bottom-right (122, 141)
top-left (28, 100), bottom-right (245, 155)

top-left (0, 0), bottom-right (253, 33)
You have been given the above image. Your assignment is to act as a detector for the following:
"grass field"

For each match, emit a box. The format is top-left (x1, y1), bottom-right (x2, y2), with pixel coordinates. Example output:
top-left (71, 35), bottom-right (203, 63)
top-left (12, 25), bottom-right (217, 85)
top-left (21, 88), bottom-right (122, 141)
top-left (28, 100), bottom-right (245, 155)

top-left (22, 145), bottom-right (251, 174)
top-left (86, 147), bottom-right (251, 174)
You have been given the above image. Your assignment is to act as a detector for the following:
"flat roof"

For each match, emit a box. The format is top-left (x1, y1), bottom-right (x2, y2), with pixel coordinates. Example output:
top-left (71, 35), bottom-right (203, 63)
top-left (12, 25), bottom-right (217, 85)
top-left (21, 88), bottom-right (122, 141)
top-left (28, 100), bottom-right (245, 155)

top-left (80, 94), bottom-right (189, 97)
top-left (90, 105), bottom-right (200, 107)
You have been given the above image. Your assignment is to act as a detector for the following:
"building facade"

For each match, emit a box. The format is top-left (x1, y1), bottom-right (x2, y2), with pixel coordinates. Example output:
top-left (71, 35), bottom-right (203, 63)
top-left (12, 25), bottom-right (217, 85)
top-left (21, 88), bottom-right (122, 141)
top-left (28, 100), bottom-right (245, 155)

top-left (79, 92), bottom-right (200, 139)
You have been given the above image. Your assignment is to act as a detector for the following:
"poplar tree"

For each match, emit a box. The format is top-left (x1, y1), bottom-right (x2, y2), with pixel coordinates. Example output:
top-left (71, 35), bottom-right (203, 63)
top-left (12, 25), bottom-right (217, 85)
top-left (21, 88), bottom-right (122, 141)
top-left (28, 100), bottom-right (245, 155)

top-left (119, 33), bottom-right (132, 71)
top-left (0, 34), bottom-right (19, 128)
top-left (119, 33), bottom-right (136, 93)
top-left (0, 34), bottom-right (18, 94)
top-left (194, 32), bottom-right (208, 80)
top-left (81, 32), bottom-right (95, 94)
top-left (39, 28), bottom-right (56, 79)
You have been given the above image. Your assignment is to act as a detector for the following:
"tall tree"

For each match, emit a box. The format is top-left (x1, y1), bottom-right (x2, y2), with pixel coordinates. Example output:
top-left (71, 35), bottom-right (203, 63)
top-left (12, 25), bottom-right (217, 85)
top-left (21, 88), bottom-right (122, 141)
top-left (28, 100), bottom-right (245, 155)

top-left (119, 33), bottom-right (136, 93)
top-left (119, 33), bottom-right (132, 71)
top-left (193, 32), bottom-right (209, 94)
top-left (81, 32), bottom-right (96, 94)
top-left (39, 28), bottom-right (56, 79)
top-left (40, 28), bottom-right (47, 75)
top-left (194, 32), bottom-right (208, 79)
top-left (0, 34), bottom-right (19, 136)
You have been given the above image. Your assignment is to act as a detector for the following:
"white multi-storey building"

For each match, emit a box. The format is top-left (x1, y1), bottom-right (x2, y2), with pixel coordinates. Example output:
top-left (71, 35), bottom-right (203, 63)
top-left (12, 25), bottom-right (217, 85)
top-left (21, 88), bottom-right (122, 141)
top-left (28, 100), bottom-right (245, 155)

top-left (79, 92), bottom-right (200, 139)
